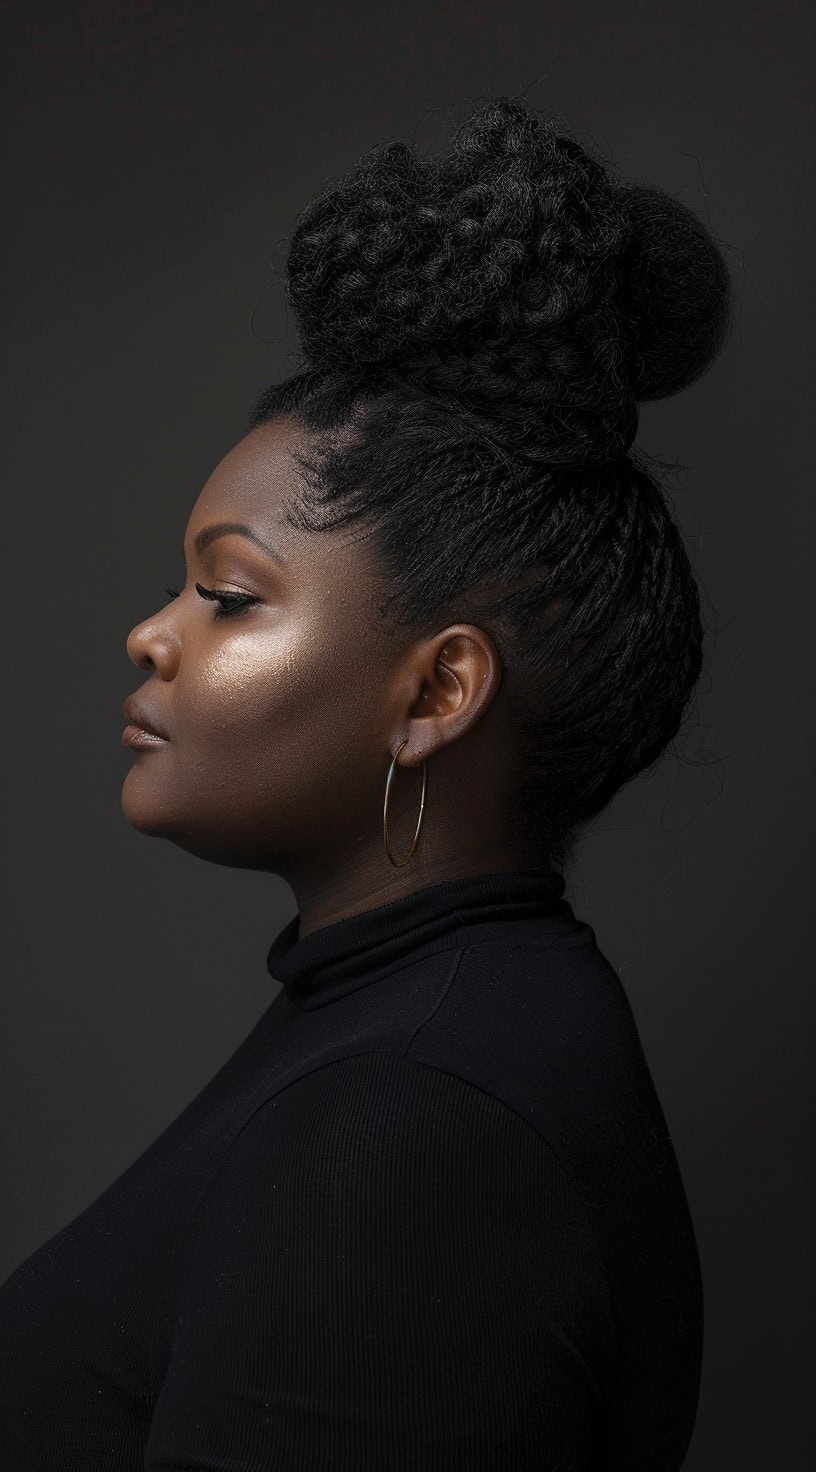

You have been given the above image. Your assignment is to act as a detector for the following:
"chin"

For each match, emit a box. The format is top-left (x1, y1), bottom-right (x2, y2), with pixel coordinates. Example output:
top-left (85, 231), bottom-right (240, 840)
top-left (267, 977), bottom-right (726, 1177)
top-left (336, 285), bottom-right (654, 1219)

top-left (121, 795), bottom-right (183, 844)
top-left (120, 786), bottom-right (277, 871)
top-left (121, 769), bottom-right (191, 843)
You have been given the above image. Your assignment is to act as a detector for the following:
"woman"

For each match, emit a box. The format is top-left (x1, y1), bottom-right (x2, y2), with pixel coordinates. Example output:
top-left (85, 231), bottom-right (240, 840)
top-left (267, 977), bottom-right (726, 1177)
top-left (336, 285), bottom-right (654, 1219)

top-left (0, 96), bottom-right (733, 1469)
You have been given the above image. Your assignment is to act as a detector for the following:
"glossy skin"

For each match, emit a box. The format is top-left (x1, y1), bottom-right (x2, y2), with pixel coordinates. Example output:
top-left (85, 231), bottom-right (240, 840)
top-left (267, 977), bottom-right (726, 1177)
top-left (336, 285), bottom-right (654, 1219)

top-left (123, 417), bottom-right (535, 938)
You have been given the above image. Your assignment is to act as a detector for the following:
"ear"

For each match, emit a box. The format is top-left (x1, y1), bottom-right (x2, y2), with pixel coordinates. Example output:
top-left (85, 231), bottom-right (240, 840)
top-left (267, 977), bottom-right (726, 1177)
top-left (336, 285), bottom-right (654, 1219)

top-left (391, 624), bottom-right (503, 767)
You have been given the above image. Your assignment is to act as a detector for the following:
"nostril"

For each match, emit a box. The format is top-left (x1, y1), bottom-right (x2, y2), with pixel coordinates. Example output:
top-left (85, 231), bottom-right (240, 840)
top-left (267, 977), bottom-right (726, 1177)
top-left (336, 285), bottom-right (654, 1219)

top-left (126, 635), bottom-right (153, 671)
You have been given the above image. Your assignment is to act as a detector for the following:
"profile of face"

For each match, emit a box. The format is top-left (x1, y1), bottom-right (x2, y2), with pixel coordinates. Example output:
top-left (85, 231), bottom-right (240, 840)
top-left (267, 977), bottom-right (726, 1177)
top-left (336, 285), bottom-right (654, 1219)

top-left (122, 417), bottom-right (510, 904)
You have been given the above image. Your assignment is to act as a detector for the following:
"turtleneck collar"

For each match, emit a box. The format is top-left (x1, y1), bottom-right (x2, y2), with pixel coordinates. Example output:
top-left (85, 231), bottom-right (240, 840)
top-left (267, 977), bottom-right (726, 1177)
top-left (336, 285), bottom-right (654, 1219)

top-left (266, 867), bottom-right (572, 1008)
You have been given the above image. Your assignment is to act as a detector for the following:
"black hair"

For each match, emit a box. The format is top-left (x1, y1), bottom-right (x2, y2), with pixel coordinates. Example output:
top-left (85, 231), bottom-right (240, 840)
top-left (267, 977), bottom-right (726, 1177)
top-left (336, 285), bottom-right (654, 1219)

top-left (246, 95), bottom-right (736, 873)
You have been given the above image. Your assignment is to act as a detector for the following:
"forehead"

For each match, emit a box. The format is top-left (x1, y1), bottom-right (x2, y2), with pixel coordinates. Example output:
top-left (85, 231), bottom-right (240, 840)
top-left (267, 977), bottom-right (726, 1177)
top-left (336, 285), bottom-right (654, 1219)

top-left (190, 418), bottom-right (306, 542)
top-left (189, 418), bottom-right (377, 568)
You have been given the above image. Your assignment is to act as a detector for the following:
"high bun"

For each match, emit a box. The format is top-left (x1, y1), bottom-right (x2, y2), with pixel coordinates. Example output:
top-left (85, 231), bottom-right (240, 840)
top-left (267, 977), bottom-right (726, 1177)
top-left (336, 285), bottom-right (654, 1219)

top-left (283, 99), bottom-right (732, 466)
top-left (248, 95), bottom-right (735, 871)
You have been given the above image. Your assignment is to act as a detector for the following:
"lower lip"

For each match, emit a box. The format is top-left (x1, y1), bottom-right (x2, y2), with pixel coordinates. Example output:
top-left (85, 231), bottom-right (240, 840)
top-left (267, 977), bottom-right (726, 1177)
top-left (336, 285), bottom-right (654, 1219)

top-left (122, 724), bottom-right (168, 749)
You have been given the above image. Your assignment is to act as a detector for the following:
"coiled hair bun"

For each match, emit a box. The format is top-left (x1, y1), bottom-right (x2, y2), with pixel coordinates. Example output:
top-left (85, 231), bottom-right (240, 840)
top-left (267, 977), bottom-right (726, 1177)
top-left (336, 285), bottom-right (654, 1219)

top-left (283, 96), bottom-right (734, 466)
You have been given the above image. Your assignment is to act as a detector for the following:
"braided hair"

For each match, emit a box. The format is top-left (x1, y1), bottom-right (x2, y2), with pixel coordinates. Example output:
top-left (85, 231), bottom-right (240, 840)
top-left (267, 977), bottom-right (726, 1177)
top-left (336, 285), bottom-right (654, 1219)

top-left (247, 95), bottom-right (735, 872)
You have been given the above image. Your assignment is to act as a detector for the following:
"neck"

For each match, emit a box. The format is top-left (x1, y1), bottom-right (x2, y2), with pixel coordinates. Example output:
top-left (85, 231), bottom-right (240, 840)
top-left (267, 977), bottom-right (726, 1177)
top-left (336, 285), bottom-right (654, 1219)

top-left (287, 836), bottom-right (546, 940)
top-left (266, 864), bottom-right (571, 1008)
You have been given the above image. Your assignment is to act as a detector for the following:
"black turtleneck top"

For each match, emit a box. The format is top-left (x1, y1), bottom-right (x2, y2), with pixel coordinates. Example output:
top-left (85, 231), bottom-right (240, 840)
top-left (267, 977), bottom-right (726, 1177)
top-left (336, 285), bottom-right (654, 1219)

top-left (0, 869), bottom-right (703, 1470)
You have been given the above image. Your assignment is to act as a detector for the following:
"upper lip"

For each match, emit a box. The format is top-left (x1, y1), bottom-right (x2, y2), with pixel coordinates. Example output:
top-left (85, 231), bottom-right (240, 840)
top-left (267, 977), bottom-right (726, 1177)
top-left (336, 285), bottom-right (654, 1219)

top-left (123, 694), bottom-right (169, 739)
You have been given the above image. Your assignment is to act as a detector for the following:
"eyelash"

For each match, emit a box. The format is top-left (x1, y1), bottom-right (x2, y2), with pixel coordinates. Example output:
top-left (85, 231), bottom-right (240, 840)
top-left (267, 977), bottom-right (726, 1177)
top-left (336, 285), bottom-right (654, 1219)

top-left (163, 584), bottom-right (258, 618)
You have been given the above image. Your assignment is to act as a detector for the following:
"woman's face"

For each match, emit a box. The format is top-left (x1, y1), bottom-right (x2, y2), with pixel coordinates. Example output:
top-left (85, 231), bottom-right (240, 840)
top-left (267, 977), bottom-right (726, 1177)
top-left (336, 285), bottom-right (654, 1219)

top-left (122, 417), bottom-right (403, 878)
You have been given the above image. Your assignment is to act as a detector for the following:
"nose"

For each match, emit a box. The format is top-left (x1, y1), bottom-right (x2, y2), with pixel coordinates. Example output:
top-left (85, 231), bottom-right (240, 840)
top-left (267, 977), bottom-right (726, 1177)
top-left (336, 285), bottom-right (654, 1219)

top-left (126, 607), bottom-right (181, 678)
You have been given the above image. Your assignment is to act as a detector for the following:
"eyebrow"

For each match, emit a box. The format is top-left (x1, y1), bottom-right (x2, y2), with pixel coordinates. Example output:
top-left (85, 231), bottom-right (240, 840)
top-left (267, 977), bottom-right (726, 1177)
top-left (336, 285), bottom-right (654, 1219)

top-left (187, 521), bottom-right (283, 565)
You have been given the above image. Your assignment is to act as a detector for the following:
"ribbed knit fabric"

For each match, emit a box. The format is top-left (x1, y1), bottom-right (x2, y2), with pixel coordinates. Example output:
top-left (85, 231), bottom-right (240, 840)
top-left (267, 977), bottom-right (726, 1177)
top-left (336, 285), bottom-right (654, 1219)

top-left (0, 868), bottom-right (703, 1470)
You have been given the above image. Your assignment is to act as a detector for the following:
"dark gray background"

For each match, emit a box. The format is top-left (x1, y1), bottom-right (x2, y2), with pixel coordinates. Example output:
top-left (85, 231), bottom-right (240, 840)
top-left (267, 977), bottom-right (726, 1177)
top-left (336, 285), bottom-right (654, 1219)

top-left (2, 1), bottom-right (813, 1465)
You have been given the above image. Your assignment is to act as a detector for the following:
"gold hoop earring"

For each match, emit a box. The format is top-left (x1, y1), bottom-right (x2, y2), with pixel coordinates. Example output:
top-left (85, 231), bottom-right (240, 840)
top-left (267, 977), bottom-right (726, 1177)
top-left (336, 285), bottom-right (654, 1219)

top-left (383, 739), bottom-right (427, 867)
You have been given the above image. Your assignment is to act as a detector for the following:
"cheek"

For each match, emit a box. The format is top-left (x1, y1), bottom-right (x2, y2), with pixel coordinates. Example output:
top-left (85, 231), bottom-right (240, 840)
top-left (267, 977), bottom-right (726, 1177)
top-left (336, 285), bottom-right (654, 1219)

top-left (184, 628), bottom-right (311, 753)
top-left (178, 623), bottom-right (375, 792)
top-left (123, 616), bottom-right (389, 850)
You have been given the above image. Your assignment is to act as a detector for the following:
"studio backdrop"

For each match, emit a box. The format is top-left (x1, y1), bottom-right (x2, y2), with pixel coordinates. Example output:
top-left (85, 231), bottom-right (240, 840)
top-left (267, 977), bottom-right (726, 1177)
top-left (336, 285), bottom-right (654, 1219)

top-left (1, 3), bottom-right (813, 1469)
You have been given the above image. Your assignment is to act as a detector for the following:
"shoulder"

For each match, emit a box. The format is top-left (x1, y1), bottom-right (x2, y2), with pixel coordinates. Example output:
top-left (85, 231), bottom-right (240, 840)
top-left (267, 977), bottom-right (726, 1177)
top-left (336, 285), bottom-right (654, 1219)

top-left (173, 1051), bottom-right (611, 1308)
top-left (149, 1054), bottom-right (618, 1468)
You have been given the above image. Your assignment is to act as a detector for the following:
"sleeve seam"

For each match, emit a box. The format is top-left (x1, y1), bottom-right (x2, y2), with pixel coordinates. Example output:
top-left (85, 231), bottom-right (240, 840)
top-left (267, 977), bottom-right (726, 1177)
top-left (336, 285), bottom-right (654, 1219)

top-left (397, 1044), bottom-right (615, 1307)
top-left (149, 1038), bottom-right (619, 1394)
top-left (399, 944), bottom-right (618, 1352)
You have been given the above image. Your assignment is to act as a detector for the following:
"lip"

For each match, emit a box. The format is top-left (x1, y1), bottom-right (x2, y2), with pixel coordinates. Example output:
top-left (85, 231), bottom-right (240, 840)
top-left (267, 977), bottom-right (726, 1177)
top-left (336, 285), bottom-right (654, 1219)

top-left (122, 694), bottom-right (169, 748)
